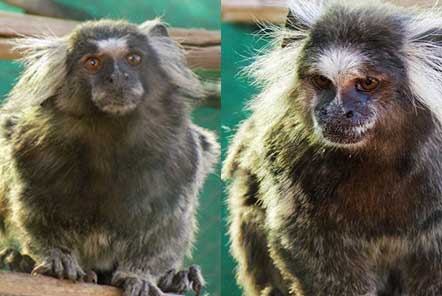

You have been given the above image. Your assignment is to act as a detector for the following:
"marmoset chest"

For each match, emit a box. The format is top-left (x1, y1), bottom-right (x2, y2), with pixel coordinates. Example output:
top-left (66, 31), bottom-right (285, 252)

top-left (11, 124), bottom-right (193, 227)
top-left (268, 150), bottom-right (441, 238)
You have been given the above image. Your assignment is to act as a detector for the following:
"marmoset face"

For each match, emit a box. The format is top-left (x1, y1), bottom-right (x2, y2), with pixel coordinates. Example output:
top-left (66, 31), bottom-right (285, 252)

top-left (66, 22), bottom-right (155, 116)
top-left (295, 8), bottom-right (410, 147)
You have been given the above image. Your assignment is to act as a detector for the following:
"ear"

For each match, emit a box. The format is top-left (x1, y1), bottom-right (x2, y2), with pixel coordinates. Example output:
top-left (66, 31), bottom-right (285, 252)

top-left (138, 19), bottom-right (169, 37)
top-left (149, 23), bottom-right (169, 37)
top-left (282, 10), bottom-right (311, 47)
top-left (285, 9), bottom-right (311, 32)
top-left (282, 0), bottom-right (324, 47)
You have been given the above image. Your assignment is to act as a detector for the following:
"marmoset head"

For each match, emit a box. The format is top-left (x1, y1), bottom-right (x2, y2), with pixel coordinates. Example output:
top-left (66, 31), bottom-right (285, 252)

top-left (294, 5), bottom-right (407, 146)
top-left (250, 0), bottom-right (442, 150)
top-left (65, 21), bottom-right (154, 115)
top-left (6, 19), bottom-right (202, 118)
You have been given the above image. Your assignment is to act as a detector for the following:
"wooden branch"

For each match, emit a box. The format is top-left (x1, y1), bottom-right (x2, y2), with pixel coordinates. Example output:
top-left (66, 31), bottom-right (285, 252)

top-left (0, 11), bottom-right (78, 37)
top-left (221, 0), bottom-right (441, 23)
top-left (2, 0), bottom-right (92, 20)
top-left (222, 0), bottom-right (288, 24)
top-left (0, 272), bottom-right (183, 296)
top-left (0, 38), bottom-right (20, 59)
top-left (388, 0), bottom-right (442, 7)
top-left (184, 45), bottom-right (221, 70)
top-left (169, 28), bottom-right (220, 47)
top-left (0, 271), bottom-right (122, 296)
top-left (0, 11), bottom-right (220, 70)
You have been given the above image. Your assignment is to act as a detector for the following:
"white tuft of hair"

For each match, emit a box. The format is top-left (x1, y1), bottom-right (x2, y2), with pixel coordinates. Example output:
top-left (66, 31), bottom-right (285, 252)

top-left (287, 0), bottom-right (326, 27)
top-left (139, 19), bottom-right (204, 101)
top-left (246, 0), bottom-right (442, 126)
top-left (243, 1), bottom-right (321, 125)
top-left (3, 35), bottom-right (68, 112)
top-left (403, 7), bottom-right (442, 125)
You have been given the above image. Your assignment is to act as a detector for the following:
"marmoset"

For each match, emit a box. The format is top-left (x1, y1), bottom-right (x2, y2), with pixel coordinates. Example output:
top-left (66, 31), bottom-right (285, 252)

top-left (0, 19), bottom-right (219, 296)
top-left (224, 1), bottom-right (442, 295)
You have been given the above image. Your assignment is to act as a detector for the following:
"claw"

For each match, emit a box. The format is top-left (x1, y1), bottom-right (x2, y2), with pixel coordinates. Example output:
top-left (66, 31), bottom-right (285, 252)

top-left (0, 248), bottom-right (35, 273)
top-left (112, 271), bottom-right (165, 296)
top-left (31, 248), bottom-right (90, 283)
top-left (189, 265), bottom-right (205, 296)
top-left (84, 270), bottom-right (98, 284)
top-left (158, 265), bottom-right (205, 296)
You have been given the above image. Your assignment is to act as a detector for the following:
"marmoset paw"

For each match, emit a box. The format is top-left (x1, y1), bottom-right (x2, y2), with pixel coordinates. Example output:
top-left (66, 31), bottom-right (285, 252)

top-left (31, 248), bottom-right (93, 282)
top-left (158, 265), bottom-right (205, 296)
top-left (0, 248), bottom-right (35, 273)
top-left (112, 273), bottom-right (164, 296)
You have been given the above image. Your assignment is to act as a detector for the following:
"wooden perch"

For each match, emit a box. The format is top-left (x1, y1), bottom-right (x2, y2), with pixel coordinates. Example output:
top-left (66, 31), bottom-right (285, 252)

top-left (222, 0), bottom-right (288, 24)
top-left (0, 11), bottom-right (220, 70)
top-left (221, 0), bottom-right (441, 23)
top-left (0, 271), bottom-right (122, 296)
top-left (2, 0), bottom-right (92, 20)
top-left (0, 271), bottom-right (183, 296)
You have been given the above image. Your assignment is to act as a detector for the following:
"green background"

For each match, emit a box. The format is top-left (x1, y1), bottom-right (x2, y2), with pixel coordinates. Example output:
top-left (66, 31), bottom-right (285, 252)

top-left (0, 1), bottom-right (221, 295)
top-left (221, 23), bottom-right (269, 296)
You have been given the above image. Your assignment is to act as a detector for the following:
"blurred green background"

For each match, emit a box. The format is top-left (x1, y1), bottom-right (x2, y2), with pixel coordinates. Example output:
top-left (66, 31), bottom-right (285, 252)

top-left (0, 1), bottom-right (221, 295)
top-left (221, 23), bottom-right (269, 296)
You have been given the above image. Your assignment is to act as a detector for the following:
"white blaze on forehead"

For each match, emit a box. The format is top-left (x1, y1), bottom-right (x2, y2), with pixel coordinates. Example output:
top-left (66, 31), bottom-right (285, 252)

top-left (94, 37), bottom-right (128, 57)
top-left (315, 47), bottom-right (366, 82)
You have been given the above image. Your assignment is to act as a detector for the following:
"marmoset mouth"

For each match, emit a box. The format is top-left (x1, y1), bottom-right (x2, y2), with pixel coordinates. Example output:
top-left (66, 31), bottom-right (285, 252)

top-left (316, 119), bottom-right (376, 145)
top-left (92, 90), bottom-right (142, 115)
top-left (98, 101), bottom-right (138, 115)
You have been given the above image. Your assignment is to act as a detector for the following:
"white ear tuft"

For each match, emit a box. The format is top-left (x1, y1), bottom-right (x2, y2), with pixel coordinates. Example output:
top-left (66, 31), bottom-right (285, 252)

top-left (287, 0), bottom-right (326, 29)
top-left (139, 19), bottom-right (204, 100)
top-left (138, 19), bottom-right (169, 37)
top-left (4, 36), bottom-right (68, 111)
top-left (403, 9), bottom-right (442, 125)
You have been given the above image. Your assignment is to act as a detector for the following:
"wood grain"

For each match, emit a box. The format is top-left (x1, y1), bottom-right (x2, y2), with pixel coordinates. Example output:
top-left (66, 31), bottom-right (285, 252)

top-left (0, 11), bottom-right (220, 70)
top-left (0, 271), bottom-right (183, 296)
top-left (2, 0), bottom-right (91, 20)
top-left (0, 271), bottom-right (122, 296)
top-left (221, 0), bottom-right (441, 23)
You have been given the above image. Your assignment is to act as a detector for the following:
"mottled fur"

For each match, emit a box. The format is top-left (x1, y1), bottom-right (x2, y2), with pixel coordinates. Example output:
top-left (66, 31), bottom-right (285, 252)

top-left (0, 19), bottom-right (219, 295)
top-left (224, 1), bottom-right (442, 295)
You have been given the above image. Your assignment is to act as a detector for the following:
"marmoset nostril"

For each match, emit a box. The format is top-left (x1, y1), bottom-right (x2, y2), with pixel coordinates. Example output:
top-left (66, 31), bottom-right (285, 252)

top-left (346, 111), bottom-right (354, 118)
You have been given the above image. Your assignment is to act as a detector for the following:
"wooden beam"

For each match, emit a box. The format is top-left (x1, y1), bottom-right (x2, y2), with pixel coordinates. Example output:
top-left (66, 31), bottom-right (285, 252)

top-left (0, 271), bottom-right (122, 296)
top-left (0, 11), bottom-right (78, 37)
top-left (0, 38), bottom-right (20, 60)
top-left (221, 0), bottom-right (441, 23)
top-left (2, 0), bottom-right (92, 20)
top-left (0, 271), bottom-right (183, 296)
top-left (0, 11), bottom-right (220, 46)
top-left (388, 0), bottom-right (441, 7)
top-left (222, 0), bottom-right (287, 24)
top-left (185, 45), bottom-right (221, 70)
top-left (0, 11), bottom-right (220, 70)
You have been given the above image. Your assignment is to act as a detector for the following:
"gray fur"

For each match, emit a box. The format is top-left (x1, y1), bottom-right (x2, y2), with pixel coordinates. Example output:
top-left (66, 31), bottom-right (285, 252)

top-left (224, 1), bottom-right (442, 295)
top-left (0, 19), bottom-right (219, 296)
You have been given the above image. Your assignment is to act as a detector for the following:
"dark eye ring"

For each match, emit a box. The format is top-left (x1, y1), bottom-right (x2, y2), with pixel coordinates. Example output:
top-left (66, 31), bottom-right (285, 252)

top-left (356, 77), bottom-right (380, 92)
top-left (311, 75), bottom-right (332, 89)
top-left (126, 53), bottom-right (142, 66)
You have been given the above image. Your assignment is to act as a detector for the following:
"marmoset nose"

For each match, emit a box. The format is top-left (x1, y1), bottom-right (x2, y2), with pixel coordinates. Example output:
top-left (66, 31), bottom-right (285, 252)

top-left (317, 100), bottom-right (366, 126)
top-left (107, 71), bottom-right (129, 85)
top-left (319, 105), bottom-right (355, 119)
